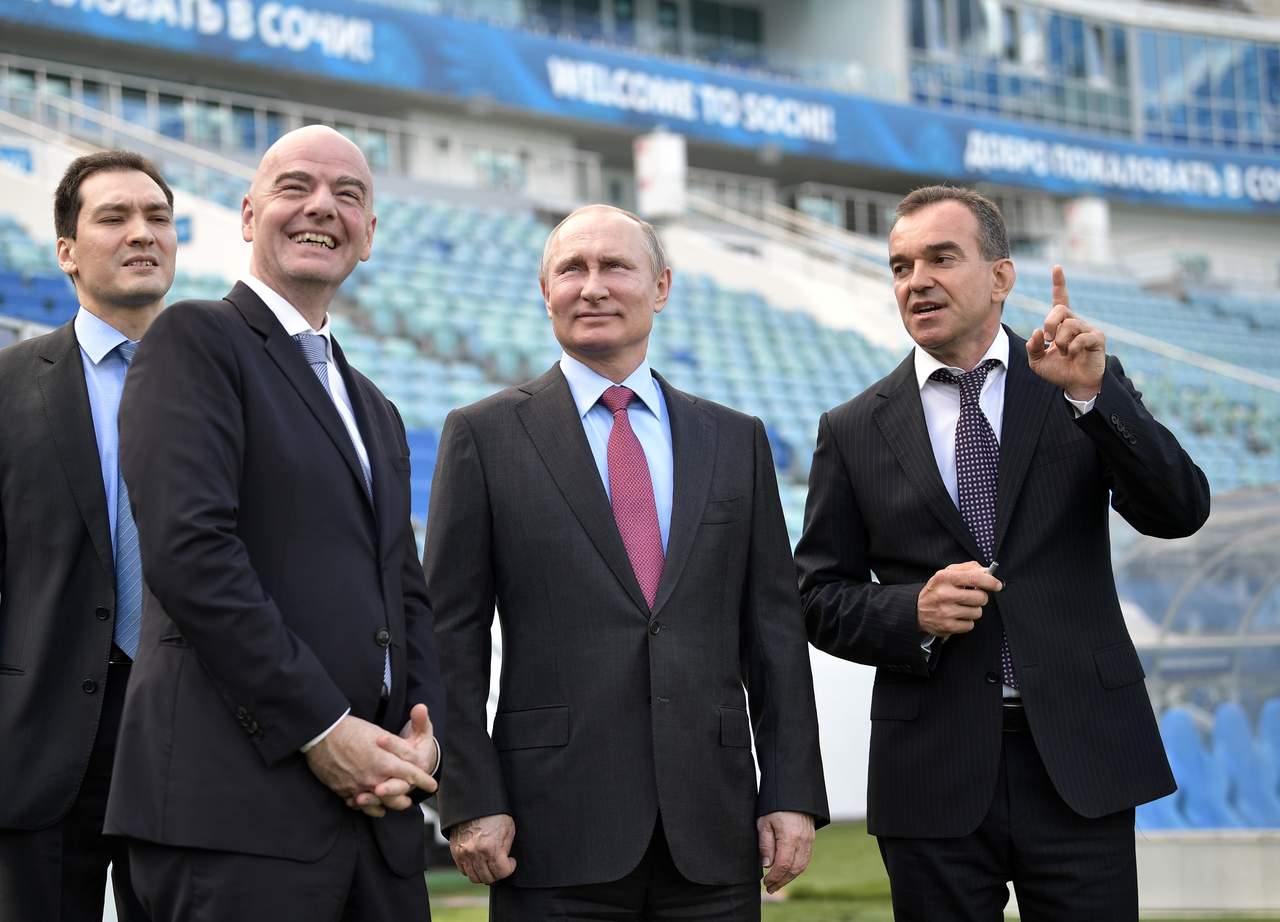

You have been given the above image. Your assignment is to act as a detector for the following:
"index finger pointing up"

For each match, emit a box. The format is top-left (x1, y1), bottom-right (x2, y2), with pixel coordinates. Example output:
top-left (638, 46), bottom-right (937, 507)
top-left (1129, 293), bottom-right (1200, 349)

top-left (1052, 264), bottom-right (1071, 312)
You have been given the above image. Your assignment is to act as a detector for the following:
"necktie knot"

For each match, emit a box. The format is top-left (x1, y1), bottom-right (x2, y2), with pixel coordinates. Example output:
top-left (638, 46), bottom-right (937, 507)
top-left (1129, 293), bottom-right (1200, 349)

top-left (116, 340), bottom-right (138, 366)
top-left (600, 385), bottom-right (636, 415)
top-left (293, 331), bottom-right (328, 366)
top-left (929, 359), bottom-right (1000, 405)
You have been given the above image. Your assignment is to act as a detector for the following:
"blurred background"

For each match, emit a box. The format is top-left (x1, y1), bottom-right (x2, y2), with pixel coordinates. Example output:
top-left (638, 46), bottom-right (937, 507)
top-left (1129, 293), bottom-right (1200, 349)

top-left (1, 0), bottom-right (1277, 916)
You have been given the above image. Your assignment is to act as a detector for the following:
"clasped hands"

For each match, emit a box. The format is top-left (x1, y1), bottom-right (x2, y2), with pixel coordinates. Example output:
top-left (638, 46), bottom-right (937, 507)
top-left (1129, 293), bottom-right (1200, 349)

top-left (305, 702), bottom-right (438, 818)
top-left (449, 810), bottom-right (815, 892)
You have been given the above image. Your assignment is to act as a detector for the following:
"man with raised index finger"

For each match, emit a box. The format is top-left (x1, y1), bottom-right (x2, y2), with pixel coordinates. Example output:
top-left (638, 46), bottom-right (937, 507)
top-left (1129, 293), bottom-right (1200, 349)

top-left (105, 124), bottom-right (445, 921)
top-left (797, 185), bottom-right (1209, 921)
top-left (425, 204), bottom-right (828, 920)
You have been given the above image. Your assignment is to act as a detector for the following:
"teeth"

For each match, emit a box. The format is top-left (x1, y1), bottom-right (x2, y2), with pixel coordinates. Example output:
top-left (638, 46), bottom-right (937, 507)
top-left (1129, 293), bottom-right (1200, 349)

top-left (292, 232), bottom-right (336, 249)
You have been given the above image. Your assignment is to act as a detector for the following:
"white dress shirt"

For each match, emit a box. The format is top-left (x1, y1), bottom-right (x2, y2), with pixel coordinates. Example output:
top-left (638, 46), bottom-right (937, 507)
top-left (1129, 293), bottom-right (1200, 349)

top-left (914, 326), bottom-right (1096, 697)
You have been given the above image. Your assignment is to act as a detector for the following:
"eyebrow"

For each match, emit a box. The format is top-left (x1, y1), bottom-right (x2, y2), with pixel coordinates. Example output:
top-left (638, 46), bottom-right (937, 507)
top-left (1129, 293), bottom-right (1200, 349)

top-left (888, 240), bottom-right (965, 264)
top-left (89, 199), bottom-right (173, 216)
top-left (272, 170), bottom-right (368, 197)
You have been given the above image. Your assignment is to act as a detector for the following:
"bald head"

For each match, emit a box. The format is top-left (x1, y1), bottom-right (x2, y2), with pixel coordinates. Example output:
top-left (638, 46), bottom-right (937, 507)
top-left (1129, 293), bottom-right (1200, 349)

top-left (251, 125), bottom-right (373, 211)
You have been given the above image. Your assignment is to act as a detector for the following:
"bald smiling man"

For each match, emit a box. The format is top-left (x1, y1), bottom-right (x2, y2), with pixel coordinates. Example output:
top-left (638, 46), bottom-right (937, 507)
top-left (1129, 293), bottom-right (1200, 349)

top-left (105, 126), bottom-right (446, 921)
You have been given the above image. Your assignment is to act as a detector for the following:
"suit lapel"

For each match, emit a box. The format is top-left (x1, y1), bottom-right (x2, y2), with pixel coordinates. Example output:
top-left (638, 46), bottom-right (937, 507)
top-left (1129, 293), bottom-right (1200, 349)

top-left (650, 374), bottom-right (714, 618)
top-left (36, 322), bottom-right (115, 583)
top-left (516, 366), bottom-right (651, 617)
top-left (333, 342), bottom-right (394, 544)
top-left (873, 352), bottom-right (984, 562)
top-left (994, 327), bottom-right (1056, 556)
top-left (229, 283), bottom-right (373, 515)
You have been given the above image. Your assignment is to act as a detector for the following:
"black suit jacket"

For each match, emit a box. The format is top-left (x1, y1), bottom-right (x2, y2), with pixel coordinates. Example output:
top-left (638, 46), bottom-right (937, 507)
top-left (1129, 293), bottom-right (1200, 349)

top-left (797, 329), bottom-right (1210, 838)
top-left (103, 284), bottom-right (444, 875)
top-left (0, 322), bottom-right (120, 829)
top-left (424, 365), bottom-right (828, 888)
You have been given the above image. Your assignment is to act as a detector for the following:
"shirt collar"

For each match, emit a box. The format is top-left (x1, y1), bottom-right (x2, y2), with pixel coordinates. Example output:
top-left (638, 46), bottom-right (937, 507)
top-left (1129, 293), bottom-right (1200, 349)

top-left (914, 325), bottom-right (1009, 391)
top-left (559, 352), bottom-right (661, 420)
top-left (243, 275), bottom-right (333, 355)
top-left (73, 306), bottom-right (132, 365)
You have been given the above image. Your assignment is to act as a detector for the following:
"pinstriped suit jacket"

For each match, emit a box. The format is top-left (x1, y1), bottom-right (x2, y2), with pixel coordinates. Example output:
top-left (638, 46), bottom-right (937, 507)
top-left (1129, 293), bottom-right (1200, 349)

top-left (797, 327), bottom-right (1209, 838)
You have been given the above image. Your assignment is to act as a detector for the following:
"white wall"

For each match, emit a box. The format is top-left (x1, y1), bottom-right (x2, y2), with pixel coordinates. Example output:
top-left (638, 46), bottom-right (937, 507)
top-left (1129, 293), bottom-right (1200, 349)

top-left (764, 0), bottom-right (909, 101)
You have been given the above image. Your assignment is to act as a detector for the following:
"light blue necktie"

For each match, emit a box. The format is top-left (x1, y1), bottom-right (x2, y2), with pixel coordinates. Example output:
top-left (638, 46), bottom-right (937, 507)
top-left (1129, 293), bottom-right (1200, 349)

top-left (292, 331), bottom-right (390, 696)
top-left (113, 340), bottom-right (142, 660)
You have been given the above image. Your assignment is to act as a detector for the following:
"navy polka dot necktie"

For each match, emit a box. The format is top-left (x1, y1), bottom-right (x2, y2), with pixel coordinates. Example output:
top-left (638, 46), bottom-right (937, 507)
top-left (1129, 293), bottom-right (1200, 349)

top-left (930, 359), bottom-right (1017, 688)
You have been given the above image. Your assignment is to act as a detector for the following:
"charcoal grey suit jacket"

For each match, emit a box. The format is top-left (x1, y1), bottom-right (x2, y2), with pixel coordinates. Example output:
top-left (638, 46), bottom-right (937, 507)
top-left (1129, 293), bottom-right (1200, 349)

top-left (425, 364), bottom-right (828, 888)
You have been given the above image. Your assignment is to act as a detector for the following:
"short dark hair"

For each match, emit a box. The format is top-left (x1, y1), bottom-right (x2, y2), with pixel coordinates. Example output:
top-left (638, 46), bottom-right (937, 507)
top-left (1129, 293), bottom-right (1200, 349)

top-left (54, 150), bottom-right (174, 241)
top-left (894, 185), bottom-right (1010, 262)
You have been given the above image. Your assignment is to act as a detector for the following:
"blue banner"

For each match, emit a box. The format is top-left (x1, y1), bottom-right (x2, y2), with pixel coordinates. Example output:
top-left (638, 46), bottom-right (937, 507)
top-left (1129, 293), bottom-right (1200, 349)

top-left (3, 0), bottom-right (1279, 213)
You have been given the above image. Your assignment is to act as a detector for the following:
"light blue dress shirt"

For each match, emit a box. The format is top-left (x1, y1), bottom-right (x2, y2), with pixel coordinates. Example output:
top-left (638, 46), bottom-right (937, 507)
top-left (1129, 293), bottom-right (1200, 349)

top-left (74, 307), bottom-right (132, 558)
top-left (559, 353), bottom-right (674, 552)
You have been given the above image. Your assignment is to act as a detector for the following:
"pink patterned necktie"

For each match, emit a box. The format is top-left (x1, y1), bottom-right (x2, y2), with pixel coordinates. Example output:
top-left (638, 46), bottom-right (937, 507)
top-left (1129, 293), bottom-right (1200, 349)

top-left (600, 385), bottom-right (665, 608)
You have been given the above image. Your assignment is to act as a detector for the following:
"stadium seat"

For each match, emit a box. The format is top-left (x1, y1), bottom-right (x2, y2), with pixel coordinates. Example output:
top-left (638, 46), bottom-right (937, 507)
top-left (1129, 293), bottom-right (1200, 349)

top-left (1212, 702), bottom-right (1280, 826)
top-left (1160, 707), bottom-right (1242, 827)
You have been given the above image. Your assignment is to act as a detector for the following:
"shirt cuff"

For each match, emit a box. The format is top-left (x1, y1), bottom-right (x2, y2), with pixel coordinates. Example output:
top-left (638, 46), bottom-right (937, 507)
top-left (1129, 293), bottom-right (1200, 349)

top-left (429, 738), bottom-right (443, 777)
top-left (1064, 391), bottom-right (1097, 417)
top-left (300, 708), bottom-right (350, 753)
top-left (920, 633), bottom-right (937, 655)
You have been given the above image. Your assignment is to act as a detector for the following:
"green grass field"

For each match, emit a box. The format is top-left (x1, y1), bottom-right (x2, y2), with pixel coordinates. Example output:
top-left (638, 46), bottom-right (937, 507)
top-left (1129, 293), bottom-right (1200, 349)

top-left (427, 821), bottom-right (1280, 921)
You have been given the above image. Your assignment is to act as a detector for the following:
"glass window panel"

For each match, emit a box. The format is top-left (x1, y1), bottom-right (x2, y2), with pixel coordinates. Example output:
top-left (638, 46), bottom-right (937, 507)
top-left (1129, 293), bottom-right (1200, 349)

top-left (157, 93), bottom-right (184, 140)
top-left (1067, 17), bottom-right (1087, 79)
top-left (692, 0), bottom-right (720, 35)
top-left (121, 87), bottom-right (148, 128)
top-left (1045, 13), bottom-right (1066, 76)
top-left (1001, 6), bottom-right (1019, 61)
top-left (1213, 40), bottom-right (1237, 103)
top-left (80, 79), bottom-right (105, 111)
top-left (912, 0), bottom-right (930, 51)
top-left (1265, 47), bottom-right (1280, 107)
top-left (1187, 36), bottom-right (1211, 101)
top-left (1139, 30), bottom-right (1160, 93)
top-left (1112, 27), bottom-right (1129, 86)
top-left (1085, 23), bottom-right (1106, 85)
top-left (729, 6), bottom-right (760, 44)
top-left (231, 105), bottom-right (258, 151)
top-left (1240, 45), bottom-right (1260, 103)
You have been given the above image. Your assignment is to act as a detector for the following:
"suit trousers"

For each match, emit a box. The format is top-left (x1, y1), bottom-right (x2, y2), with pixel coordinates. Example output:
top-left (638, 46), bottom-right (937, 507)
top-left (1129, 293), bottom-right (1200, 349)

top-left (0, 661), bottom-right (146, 922)
top-left (490, 817), bottom-right (761, 922)
top-left (128, 808), bottom-right (430, 922)
top-left (877, 705), bottom-right (1138, 922)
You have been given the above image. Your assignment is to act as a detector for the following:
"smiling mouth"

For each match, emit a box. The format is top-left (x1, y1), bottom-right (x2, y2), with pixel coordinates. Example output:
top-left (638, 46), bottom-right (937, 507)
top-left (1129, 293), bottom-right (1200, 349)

top-left (123, 258), bottom-right (160, 268)
top-left (912, 303), bottom-right (944, 315)
top-left (291, 232), bottom-right (336, 249)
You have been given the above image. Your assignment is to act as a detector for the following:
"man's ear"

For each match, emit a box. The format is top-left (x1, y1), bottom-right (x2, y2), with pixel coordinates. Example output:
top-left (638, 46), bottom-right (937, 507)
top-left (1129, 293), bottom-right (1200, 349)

top-left (56, 236), bottom-right (77, 278)
top-left (991, 258), bottom-right (1015, 305)
top-left (241, 194), bottom-right (255, 244)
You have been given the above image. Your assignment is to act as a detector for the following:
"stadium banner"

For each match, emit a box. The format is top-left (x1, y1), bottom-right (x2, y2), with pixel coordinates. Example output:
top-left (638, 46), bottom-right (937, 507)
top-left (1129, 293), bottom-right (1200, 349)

top-left (4, 0), bottom-right (1279, 213)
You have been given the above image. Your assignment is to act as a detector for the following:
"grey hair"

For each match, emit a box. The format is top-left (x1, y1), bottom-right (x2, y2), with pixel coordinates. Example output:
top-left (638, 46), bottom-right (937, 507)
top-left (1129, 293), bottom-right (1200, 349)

top-left (539, 204), bottom-right (668, 284)
top-left (894, 185), bottom-right (1010, 262)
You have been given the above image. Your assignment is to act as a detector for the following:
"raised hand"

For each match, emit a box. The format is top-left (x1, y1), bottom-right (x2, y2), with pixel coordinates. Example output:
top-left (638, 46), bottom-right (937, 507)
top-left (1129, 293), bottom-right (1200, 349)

top-left (450, 813), bottom-right (518, 884)
top-left (1026, 265), bottom-right (1106, 401)
top-left (917, 561), bottom-right (1003, 637)
top-left (758, 810), bottom-right (816, 894)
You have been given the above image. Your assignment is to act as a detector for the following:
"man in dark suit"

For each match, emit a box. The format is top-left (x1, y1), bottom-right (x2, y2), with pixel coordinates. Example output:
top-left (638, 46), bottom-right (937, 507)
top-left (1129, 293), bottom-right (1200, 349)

top-left (105, 125), bottom-right (445, 921)
top-left (425, 204), bottom-right (828, 920)
top-left (797, 185), bottom-right (1210, 921)
top-left (0, 150), bottom-right (175, 921)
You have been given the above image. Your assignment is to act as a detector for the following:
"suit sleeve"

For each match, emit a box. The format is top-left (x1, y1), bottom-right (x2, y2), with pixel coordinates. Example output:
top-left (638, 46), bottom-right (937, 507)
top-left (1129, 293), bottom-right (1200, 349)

top-left (388, 400), bottom-right (446, 747)
top-left (1076, 355), bottom-right (1210, 537)
top-left (119, 303), bottom-right (349, 765)
top-left (795, 411), bottom-right (932, 674)
top-left (741, 417), bottom-right (830, 826)
top-left (423, 409), bottom-right (509, 830)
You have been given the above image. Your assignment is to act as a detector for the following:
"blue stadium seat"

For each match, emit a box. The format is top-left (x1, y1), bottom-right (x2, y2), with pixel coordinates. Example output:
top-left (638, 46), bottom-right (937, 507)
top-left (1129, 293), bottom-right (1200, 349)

top-left (1160, 707), bottom-right (1241, 827)
top-left (1212, 702), bottom-right (1280, 826)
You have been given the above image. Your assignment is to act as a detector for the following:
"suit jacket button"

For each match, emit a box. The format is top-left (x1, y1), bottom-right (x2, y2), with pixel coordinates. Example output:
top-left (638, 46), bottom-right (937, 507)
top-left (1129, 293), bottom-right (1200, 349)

top-left (82, 679), bottom-right (98, 694)
top-left (375, 628), bottom-right (391, 647)
top-left (236, 706), bottom-right (248, 719)
top-left (985, 672), bottom-right (999, 684)
top-left (649, 621), bottom-right (662, 636)
top-left (94, 607), bottom-right (110, 621)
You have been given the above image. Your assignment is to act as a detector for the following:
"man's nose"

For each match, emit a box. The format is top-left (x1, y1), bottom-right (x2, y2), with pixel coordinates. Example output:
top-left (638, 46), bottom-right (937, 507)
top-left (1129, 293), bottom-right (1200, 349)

top-left (125, 214), bottom-right (155, 245)
top-left (907, 262), bottom-right (932, 290)
top-left (304, 187), bottom-right (337, 218)
top-left (581, 268), bottom-right (607, 300)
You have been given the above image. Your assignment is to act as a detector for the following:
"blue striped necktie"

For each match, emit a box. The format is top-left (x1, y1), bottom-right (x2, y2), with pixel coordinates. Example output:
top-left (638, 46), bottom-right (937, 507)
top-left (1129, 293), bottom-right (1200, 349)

top-left (292, 331), bottom-right (390, 696)
top-left (114, 340), bottom-right (142, 660)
